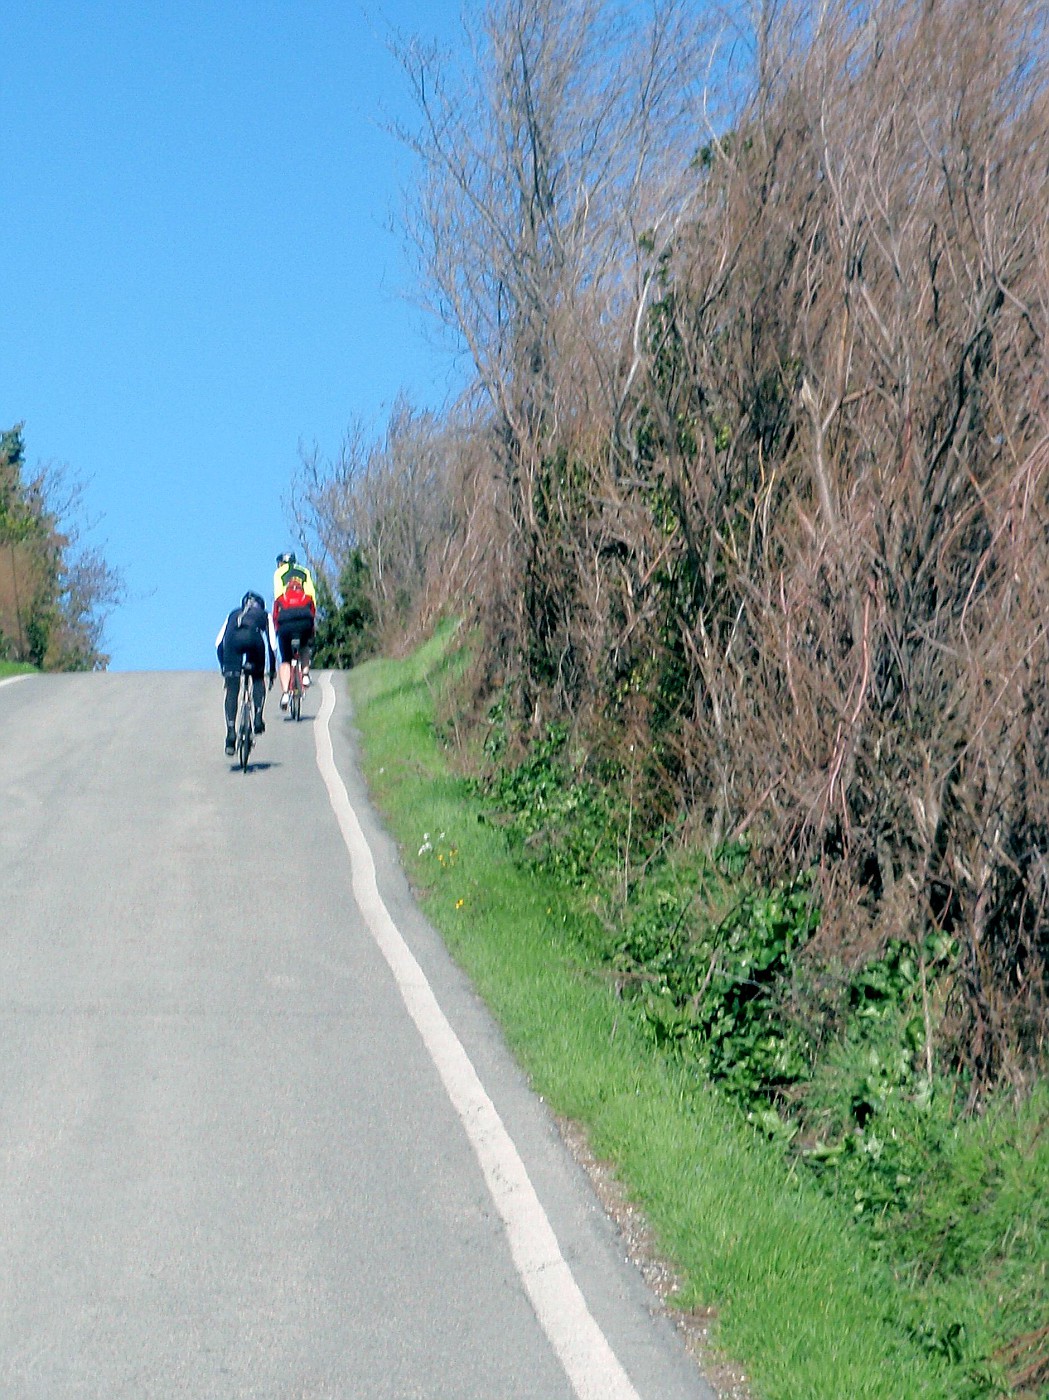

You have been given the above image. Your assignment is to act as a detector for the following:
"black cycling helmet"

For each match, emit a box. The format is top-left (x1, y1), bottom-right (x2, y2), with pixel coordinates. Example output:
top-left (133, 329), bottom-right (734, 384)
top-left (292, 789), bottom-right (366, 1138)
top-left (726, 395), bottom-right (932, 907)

top-left (276, 551), bottom-right (296, 567)
top-left (241, 590), bottom-right (265, 610)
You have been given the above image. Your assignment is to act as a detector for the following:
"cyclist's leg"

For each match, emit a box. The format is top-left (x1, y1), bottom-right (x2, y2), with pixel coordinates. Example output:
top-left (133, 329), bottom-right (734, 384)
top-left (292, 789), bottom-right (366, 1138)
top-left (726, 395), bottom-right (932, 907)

top-left (276, 625), bottom-right (293, 704)
top-left (220, 637), bottom-right (242, 751)
top-left (223, 674), bottom-right (238, 752)
top-left (247, 638), bottom-right (267, 731)
top-left (223, 674), bottom-right (238, 728)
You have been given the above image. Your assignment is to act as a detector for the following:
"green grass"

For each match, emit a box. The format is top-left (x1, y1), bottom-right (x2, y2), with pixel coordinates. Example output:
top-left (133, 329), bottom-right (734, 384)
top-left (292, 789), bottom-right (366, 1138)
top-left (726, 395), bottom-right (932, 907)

top-left (346, 625), bottom-right (958, 1400)
top-left (0, 660), bottom-right (35, 678)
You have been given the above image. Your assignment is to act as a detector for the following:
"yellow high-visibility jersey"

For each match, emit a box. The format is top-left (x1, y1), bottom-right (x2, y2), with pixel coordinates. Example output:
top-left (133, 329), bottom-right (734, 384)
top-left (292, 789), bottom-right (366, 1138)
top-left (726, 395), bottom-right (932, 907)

top-left (273, 563), bottom-right (317, 604)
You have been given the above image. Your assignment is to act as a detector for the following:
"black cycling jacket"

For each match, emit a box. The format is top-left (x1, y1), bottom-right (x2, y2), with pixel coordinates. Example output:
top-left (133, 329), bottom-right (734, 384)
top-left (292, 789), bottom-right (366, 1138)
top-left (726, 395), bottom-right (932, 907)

top-left (215, 602), bottom-right (276, 675)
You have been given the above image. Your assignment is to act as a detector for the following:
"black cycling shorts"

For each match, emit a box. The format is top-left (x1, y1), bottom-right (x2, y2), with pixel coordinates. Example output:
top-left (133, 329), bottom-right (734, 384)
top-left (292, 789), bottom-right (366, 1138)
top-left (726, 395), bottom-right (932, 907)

top-left (222, 630), bottom-right (266, 678)
top-left (276, 619), bottom-right (315, 664)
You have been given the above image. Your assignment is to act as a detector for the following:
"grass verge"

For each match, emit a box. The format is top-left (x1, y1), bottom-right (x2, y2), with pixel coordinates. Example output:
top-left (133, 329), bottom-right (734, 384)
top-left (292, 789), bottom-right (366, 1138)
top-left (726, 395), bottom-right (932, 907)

top-left (346, 627), bottom-right (957, 1400)
top-left (0, 660), bottom-right (35, 678)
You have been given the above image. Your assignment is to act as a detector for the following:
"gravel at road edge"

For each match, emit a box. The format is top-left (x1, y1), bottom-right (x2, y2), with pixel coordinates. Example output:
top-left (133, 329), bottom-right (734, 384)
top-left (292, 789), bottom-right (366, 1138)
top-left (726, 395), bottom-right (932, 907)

top-left (556, 1117), bottom-right (755, 1400)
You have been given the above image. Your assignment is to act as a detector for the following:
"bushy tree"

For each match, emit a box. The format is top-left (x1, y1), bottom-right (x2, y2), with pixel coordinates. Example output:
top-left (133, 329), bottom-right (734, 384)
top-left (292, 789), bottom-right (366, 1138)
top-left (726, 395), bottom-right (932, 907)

top-left (0, 424), bottom-right (122, 669)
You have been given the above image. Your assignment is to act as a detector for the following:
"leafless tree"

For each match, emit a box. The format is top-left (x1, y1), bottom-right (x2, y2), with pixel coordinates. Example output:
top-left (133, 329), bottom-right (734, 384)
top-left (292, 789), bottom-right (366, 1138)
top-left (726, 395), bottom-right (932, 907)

top-left (289, 397), bottom-right (464, 644)
top-left (392, 0), bottom-right (714, 717)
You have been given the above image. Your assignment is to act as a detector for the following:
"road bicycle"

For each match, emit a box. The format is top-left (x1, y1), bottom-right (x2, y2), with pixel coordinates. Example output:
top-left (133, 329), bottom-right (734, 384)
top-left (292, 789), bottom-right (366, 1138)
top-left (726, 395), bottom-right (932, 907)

top-left (235, 653), bottom-right (255, 771)
top-left (288, 638), bottom-right (304, 722)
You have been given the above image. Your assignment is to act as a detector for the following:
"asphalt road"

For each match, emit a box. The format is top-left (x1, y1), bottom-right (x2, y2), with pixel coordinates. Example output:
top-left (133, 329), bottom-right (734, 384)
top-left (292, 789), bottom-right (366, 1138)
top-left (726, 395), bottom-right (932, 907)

top-left (0, 671), bottom-right (713, 1400)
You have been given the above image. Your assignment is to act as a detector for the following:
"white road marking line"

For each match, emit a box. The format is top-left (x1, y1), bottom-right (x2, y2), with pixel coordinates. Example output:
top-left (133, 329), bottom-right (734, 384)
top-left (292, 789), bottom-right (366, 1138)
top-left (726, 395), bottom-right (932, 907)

top-left (314, 673), bottom-right (642, 1400)
top-left (0, 675), bottom-right (31, 690)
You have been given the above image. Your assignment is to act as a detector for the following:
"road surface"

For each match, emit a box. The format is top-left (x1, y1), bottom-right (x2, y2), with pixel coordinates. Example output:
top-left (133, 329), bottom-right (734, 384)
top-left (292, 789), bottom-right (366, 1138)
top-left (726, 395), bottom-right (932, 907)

top-left (0, 670), bottom-right (712, 1400)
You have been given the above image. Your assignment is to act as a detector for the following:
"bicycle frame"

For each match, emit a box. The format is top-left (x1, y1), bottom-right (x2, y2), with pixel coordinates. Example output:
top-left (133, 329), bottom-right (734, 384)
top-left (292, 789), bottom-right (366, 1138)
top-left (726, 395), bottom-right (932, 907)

top-left (236, 653), bottom-right (255, 770)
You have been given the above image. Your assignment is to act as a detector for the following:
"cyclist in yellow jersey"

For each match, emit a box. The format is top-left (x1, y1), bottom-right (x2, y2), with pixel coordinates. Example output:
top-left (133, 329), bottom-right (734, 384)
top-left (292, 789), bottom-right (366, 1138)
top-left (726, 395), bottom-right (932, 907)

top-left (273, 551), bottom-right (317, 606)
top-left (273, 552), bottom-right (318, 691)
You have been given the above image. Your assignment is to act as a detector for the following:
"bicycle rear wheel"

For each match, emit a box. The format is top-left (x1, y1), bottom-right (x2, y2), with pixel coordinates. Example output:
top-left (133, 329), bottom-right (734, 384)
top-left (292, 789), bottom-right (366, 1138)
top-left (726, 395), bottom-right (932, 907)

top-left (237, 677), bottom-right (253, 771)
top-left (288, 643), bottom-right (303, 721)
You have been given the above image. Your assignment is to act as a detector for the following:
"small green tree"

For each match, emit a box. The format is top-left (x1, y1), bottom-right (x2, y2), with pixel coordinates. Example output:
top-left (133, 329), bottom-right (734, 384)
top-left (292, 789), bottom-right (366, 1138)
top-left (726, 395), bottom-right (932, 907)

top-left (312, 550), bottom-right (376, 669)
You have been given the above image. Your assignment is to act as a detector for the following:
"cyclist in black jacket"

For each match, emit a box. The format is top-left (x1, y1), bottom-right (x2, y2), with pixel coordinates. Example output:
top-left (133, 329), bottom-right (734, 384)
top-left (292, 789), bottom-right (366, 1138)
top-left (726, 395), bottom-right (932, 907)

top-left (215, 591), bottom-right (276, 756)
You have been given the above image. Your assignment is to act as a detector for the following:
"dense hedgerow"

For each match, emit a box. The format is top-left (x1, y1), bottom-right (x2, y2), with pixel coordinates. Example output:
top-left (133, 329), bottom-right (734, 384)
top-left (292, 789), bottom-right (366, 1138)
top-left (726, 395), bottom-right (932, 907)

top-left (473, 718), bottom-right (1049, 1393)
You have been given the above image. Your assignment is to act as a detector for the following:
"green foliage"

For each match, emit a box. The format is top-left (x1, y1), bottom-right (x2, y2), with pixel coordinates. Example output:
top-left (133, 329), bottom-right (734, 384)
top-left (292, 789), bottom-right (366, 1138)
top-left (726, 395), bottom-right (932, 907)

top-left (479, 718), bottom-right (630, 890)
top-left (798, 935), bottom-right (957, 1193)
top-left (24, 608), bottom-right (55, 669)
top-left (0, 426), bottom-right (49, 550)
top-left (312, 548), bottom-right (377, 668)
top-left (0, 426), bottom-right (32, 538)
top-left (0, 424), bottom-right (60, 665)
top-left (467, 707), bottom-right (1049, 1394)
top-left (617, 871), bottom-right (820, 1115)
top-left (0, 424), bottom-right (119, 670)
top-left (791, 936), bottom-right (1049, 1392)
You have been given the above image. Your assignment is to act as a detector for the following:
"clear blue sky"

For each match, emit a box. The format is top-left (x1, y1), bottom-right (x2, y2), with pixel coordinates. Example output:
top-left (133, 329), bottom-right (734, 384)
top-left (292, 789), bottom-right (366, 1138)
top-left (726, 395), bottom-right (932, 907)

top-left (0, 0), bottom-right (466, 670)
